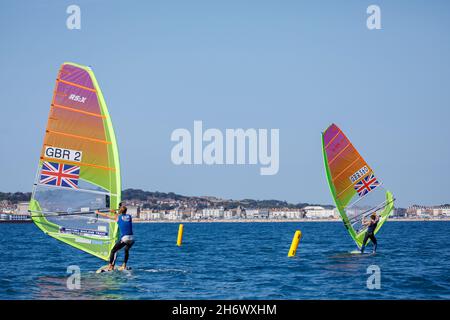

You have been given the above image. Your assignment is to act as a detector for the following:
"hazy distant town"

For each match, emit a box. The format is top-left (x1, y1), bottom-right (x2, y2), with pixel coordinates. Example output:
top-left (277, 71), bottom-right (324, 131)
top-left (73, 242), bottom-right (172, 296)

top-left (1, 189), bottom-right (450, 222)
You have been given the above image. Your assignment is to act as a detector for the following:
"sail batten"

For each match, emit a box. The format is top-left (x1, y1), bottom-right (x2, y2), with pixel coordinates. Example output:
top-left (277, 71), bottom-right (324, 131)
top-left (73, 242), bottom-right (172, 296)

top-left (40, 157), bottom-right (116, 171)
top-left (51, 103), bottom-right (106, 118)
top-left (30, 62), bottom-right (121, 261)
top-left (322, 123), bottom-right (394, 248)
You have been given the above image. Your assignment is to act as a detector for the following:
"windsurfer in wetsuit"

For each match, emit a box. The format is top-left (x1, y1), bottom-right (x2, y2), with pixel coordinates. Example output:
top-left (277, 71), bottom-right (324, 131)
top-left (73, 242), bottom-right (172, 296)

top-left (98, 204), bottom-right (135, 271)
top-left (361, 212), bottom-right (380, 253)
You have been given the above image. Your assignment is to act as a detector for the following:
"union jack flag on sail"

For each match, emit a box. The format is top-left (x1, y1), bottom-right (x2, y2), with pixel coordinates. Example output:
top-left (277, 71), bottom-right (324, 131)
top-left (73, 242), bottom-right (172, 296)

top-left (39, 161), bottom-right (80, 189)
top-left (354, 173), bottom-right (380, 197)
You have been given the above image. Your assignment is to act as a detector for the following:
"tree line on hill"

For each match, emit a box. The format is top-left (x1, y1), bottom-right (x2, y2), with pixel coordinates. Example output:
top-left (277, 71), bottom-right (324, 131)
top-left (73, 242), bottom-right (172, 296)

top-left (0, 192), bottom-right (31, 203)
top-left (121, 188), bottom-right (334, 209)
top-left (1, 189), bottom-right (334, 209)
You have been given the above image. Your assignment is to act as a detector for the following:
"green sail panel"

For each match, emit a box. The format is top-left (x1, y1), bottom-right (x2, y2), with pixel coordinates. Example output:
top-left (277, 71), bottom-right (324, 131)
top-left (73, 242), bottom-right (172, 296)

top-left (322, 124), bottom-right (394, 248)
top-left (30, 62), bottom-right (121, 261)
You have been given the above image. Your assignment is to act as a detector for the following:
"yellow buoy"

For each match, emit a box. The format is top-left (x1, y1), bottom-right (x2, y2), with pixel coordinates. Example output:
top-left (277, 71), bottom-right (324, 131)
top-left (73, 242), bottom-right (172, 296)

top-left (288, 230), bottom-right (302, 257)
top-left (177, 224), bottom-right (184, 246)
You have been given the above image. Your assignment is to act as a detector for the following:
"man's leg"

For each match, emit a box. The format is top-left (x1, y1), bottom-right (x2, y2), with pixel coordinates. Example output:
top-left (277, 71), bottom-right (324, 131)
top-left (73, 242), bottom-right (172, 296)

top-left (109, 241), bottom-right (126, 267)
top-left (123, 241), bottom-right (135, 265)
top-left (369, 234), bottom-right (377, 252)
top-left (361, 232), bottom-right (370, 253)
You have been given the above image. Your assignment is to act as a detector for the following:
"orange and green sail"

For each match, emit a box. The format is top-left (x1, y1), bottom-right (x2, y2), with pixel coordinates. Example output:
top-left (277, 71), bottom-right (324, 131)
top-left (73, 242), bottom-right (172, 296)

top-left (322, 124), bottom-right (394, 248)
top-left (29, 62), bottom-right (121, 261)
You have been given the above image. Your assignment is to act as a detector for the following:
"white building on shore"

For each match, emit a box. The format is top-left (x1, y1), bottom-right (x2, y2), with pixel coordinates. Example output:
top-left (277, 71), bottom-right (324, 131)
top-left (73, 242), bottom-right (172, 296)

top-left (193, 211), bottom-right (203, 219)
top-left (270, 209), bottom-right (303, 219)
top-left (303, 206), bottom-right (337, 219)
top-left (125, 205), bottom-right (140, 218)
top-left (224, 209), bottom-right (240, 219)
top-left (139, 210), bottom-right (164, 220)
top-left (406, 205), bottom-right (450, 218)
top-left (245, 209), bottom-right (270, 219)
top-left (167, 208), bottom-right (182, 220)
top-left (16, 202), bottom-right (30, 215)
top-left (202, 207), bottom-right (225, 219)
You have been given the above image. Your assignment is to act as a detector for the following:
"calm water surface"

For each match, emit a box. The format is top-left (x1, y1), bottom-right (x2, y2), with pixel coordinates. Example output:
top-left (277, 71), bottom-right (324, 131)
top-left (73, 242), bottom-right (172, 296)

top-left (1, 221), bottom-right (449, 299)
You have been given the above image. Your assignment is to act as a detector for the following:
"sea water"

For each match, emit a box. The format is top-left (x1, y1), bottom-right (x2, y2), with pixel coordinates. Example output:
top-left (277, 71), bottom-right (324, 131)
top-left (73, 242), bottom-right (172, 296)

top-left (1, 221), bottom-right (449, 299)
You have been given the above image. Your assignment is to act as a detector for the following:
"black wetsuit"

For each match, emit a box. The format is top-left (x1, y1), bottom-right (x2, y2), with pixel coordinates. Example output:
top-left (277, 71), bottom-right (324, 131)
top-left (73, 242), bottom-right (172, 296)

top-left (109, 239), bottom-right (134, 265)
top-left (361, 218), bottom-right (378, 253)
top-left (109, 214), bottom-right (135, 265)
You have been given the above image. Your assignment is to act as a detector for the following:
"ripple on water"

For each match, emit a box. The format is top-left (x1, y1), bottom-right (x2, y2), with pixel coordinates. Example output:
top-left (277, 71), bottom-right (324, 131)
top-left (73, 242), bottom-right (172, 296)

top-left (1, 222), bottom-right (450, 299)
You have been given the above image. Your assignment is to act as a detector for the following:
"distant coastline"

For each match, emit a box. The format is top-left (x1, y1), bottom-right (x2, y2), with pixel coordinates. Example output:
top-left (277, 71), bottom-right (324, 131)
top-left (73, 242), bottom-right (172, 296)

top-left (2, 189), bottom-right (450, 222)
top-left (132, 217), bottom-right (450, 223)
top-left (1, 218), bottom-right (449, 224)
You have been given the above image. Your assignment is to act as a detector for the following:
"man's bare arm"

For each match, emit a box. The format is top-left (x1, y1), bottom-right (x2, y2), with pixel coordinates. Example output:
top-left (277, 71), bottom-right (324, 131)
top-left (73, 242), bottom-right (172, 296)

top-left (96, 210), bottom-right (118, 221)
top-left (362, 217), bottom-right (369, 226)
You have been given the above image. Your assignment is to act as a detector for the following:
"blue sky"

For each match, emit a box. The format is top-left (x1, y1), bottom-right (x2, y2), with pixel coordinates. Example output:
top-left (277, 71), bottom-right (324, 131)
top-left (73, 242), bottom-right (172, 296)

top-left (0, 0), bottom-right (449, 207)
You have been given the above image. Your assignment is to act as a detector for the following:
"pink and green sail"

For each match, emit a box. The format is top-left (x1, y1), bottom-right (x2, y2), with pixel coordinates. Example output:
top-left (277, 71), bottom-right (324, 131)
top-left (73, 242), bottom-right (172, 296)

top-left (322, 124), bottom-right (394, 248)
top-left (29, 62), bottom-right (121, 261)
